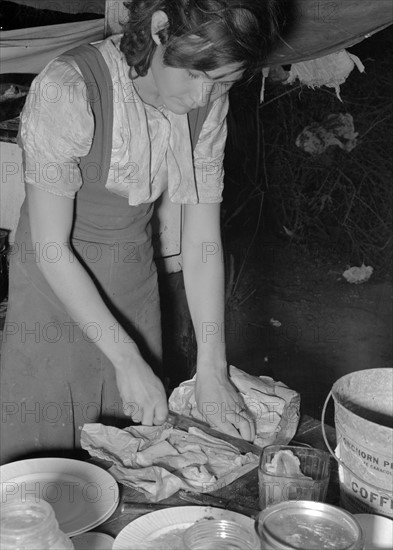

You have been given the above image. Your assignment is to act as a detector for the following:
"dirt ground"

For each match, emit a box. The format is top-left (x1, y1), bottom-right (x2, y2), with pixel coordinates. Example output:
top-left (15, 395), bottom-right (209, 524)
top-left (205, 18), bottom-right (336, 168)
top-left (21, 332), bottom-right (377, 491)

top-left (222, 232), bottom-right (392, 423)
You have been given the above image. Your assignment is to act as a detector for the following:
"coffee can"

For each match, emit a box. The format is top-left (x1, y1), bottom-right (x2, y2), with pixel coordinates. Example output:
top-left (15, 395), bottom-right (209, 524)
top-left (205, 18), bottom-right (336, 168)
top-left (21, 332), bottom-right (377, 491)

top-left (256, 500), bottom-right (364, 549)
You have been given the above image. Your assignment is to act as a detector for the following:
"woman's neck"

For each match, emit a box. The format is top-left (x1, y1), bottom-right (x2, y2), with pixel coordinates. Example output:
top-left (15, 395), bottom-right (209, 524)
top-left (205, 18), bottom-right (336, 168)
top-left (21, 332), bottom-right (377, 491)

top-left (130, 69), bottom-right (162, 108)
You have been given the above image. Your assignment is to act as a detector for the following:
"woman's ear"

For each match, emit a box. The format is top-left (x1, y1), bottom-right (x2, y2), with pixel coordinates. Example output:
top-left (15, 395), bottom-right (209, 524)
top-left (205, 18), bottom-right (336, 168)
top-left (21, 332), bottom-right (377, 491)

top-left (151, 11), bottom-right (169, 46)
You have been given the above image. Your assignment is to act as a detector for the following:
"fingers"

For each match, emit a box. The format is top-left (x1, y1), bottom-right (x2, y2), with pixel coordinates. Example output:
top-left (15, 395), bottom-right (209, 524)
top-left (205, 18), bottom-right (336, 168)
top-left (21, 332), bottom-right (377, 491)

top-left (153, 399), bottom-right (169, 425)
top-left (221, 409), bottom-right (256, 442)
top-left (141, 399), bottom-right (168, 426)
top-left (236, 412), bottom-right (256, 442)
top-left (202, 402), bottom-right (256, 441)
top-left (237, 401), bottom-right (256, 441)
top-left (123, 402), bottom-right (142, 423)
top-left (210, 417), bottom-right (244, 439)
top-left (123, 400), bottom-right (168, 426)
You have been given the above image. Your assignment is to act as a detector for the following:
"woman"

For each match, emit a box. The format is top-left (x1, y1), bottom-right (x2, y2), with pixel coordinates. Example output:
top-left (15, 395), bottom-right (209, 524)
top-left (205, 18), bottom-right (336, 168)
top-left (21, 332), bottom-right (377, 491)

top-left (0, 0), bottom-right (283, 464)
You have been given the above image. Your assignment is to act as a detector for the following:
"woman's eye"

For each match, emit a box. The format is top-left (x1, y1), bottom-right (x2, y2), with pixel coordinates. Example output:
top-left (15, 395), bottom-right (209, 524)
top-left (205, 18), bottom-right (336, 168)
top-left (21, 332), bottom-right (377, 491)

top-left (187, 71), bottom-right (200, 80)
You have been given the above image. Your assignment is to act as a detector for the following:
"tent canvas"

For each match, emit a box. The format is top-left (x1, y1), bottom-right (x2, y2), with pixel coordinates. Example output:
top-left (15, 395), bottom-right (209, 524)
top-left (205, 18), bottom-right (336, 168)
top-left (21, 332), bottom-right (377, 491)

top-left (2, 0), bottom-right (393, 61)
top-left (266, 0), bottom-right (393, 65)
top-left (102, 0), bottom-right (393, 64)
top-left (1, 0), bottom-right (105, 14)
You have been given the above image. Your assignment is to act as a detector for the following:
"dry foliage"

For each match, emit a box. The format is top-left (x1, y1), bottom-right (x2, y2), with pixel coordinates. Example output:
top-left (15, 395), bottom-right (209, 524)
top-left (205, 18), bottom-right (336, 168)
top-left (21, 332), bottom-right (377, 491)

top-left (224, 28), bottom-right (393, 275)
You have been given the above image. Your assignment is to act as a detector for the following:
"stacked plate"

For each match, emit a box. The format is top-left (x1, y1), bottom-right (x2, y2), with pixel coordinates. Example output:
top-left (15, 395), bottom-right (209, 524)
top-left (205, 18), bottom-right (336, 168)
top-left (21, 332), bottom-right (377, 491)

top-left (113, 506), bottom-right (256, 549)
top-left (354, 514), bottom-right (393, 550)
top-left (0, 458), bottom-right (119, 537)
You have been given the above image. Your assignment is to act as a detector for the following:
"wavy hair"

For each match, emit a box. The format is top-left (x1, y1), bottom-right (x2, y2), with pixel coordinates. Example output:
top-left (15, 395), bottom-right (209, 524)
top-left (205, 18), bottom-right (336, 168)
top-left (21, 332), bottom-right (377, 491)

top-left (120, 0), bottom-right (285, 77)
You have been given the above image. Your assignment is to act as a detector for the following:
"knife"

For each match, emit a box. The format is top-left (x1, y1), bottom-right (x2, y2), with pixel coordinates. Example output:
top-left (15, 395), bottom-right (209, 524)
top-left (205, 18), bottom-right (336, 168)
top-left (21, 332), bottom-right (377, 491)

top-left (177, 490), bottom-right (259, 518)
top-left (167, 411), bottom-right (260, 454)
top-left (122, 490), bottom-right (259, 518)
top-left (120, 501), bottom-right (189, 514)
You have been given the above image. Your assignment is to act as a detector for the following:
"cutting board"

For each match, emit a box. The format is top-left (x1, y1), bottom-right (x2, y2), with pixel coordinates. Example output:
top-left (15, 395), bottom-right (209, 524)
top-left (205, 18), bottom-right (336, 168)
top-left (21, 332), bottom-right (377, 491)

top-left (165, 411), bottom-right (262, 513)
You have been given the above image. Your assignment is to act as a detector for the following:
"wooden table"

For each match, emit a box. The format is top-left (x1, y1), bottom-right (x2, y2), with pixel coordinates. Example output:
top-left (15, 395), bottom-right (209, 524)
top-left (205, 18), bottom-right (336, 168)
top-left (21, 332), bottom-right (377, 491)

top-left (92, 414), bottom-right (338, 540)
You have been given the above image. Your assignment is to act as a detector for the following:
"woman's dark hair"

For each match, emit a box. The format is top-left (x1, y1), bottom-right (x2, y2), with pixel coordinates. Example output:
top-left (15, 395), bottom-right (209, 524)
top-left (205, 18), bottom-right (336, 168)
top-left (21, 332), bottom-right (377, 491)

top-left (120, 0), bottom-right (285, 77)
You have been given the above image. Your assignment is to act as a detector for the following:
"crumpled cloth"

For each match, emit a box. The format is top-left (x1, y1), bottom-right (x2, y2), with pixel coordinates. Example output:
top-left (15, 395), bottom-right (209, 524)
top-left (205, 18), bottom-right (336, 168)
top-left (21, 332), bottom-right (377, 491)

top-left (169, 366), bottom-right (300, 449)
top-left (286, 49), bottom-right (365, 100)
top-left (296, 113), bottom-right (358, 155)
top-left (343, 264), bottom-right (373, 284)
top-left (81, 422), bottom-right (259, 502)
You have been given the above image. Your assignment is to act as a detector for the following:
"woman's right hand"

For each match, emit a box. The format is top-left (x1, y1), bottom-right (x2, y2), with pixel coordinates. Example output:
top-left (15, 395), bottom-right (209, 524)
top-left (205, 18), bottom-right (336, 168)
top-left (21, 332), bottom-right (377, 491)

top-left (115, 358), bottom-right (168, 426)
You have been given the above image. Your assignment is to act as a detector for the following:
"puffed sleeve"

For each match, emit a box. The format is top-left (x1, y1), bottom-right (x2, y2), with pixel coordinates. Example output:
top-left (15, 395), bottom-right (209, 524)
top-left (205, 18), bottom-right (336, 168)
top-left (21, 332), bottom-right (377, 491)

top-left (19, 58), bottom-right (94, 198)
top-left (193, 94), bottom-right (229, 203)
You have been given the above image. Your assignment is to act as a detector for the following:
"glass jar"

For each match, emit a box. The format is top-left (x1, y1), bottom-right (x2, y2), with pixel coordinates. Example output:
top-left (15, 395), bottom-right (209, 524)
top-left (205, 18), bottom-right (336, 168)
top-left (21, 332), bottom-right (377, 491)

top-left (0, 499), bottom-right (74, 550)
top-left (256, 500), bottom-right (364, 550)
top-left (183, 518), bottom-right (260, 550)
top-left (258, 444), bottom-right (331, 509)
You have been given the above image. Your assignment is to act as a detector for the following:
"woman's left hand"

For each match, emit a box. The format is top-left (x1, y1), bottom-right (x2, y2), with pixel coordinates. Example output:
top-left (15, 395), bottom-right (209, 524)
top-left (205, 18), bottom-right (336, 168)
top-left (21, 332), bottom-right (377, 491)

top-left (195, 368), bottom-right (256, 442)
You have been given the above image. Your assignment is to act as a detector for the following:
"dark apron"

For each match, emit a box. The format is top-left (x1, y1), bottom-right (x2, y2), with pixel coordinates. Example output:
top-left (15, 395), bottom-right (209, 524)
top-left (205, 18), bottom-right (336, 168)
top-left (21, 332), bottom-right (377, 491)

top-left (0, 45), bottom-right (210, 464)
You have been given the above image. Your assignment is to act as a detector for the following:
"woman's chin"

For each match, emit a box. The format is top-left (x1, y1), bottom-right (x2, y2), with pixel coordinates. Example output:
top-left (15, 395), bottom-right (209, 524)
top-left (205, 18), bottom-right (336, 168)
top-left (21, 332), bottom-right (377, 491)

top-left (166, 105), bottom-right (191, 115)
top-left (163, 98), bottom-right (194, 115)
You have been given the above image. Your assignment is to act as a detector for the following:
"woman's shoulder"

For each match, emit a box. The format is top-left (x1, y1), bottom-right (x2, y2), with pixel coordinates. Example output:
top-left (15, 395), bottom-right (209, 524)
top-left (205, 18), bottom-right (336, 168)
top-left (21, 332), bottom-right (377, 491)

top-left (34, 56), bottom-right (85, 91)
top-left (33, 35), bottom-right (124, 92)
top-left (20, 56), bottom-right (94, 158)
top-left (93, 34), bottom-right (126, 75)
top-left (23, 57), bottom-right (92, 131)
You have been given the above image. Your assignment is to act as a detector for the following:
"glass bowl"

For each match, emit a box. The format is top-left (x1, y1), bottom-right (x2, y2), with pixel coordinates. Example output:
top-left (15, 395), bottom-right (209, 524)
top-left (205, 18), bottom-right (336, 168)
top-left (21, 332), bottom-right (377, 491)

top-left (182, 518), bottom-right (260, 550)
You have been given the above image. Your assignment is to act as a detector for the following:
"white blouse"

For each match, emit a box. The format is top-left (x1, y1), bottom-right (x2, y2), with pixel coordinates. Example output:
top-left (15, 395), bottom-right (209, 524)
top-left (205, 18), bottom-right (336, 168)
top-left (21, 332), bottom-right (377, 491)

top-left (19, 35), bottom-right (229, 205)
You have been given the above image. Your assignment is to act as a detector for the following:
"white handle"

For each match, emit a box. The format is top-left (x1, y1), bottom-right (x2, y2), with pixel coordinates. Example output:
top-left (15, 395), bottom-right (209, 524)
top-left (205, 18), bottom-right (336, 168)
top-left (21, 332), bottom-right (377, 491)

top-left (321, 390), bottom-right (392, 493)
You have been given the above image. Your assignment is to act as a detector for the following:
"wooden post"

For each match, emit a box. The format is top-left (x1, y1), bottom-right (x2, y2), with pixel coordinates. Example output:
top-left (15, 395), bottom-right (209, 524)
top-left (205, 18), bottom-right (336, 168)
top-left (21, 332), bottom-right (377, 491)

top-left (104, 0), bottom-right (129, 37)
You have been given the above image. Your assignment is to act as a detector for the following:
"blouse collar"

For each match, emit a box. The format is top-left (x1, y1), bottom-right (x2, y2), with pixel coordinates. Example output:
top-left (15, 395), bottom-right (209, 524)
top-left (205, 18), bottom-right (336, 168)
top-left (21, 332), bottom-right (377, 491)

top-left (111, 37), bottom-right (199, 206)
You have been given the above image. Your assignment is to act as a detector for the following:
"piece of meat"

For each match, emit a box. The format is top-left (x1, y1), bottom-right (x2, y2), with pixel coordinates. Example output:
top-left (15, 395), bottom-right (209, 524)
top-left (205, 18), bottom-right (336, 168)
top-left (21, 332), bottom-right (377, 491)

top-left (266, 450), bottom-right (312, 478)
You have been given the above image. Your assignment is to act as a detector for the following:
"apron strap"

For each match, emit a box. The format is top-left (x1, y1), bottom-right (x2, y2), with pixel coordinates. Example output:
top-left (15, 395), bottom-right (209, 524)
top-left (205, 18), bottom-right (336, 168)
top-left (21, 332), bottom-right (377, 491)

top-left (59, 44), bottom-right (114, 189)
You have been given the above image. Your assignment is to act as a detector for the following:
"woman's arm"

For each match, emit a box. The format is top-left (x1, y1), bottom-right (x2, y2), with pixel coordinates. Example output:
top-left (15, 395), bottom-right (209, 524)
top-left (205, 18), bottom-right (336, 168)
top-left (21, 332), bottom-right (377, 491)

top-left (182, 201), bottom-right (255, 440)
top-left (27, 184), bottom-right (168, 425)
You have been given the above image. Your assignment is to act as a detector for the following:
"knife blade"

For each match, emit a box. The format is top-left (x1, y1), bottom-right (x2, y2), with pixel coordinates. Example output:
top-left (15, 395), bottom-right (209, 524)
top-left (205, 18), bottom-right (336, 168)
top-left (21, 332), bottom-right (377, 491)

top-left (167, 411), bottom-right (261, 454)
top-left (121, 491), bottom-right (259, 518)
top-left (120, 501), bottom-right (191, 514)
top-left (177, 490), bottom-right (259, 518)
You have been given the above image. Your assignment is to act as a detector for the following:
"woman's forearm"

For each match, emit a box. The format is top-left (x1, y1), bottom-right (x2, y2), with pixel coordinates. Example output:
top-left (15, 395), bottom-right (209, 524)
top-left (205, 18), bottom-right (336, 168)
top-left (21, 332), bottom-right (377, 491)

top-left (181, 203), bottom-right (227, 372)
top-left (182, 204), bottom-right (256, 439)
top-left (26, 186), bottom-right (141, 371)
top-left (37, 244), bottom-right (140, 371)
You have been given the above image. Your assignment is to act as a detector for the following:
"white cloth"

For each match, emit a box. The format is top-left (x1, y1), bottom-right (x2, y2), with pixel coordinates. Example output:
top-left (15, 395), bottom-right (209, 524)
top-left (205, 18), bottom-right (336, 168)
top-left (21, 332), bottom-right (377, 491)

top-left (81, 422), bottom-right (259, 501)
top-left (0, 20), bottom-right (105, 74)
top-left (169, 366), bottom-right (301, 448)
top-left (286, 50), bottom-right (365, 100)
top-left (19, 35), bottom-right (228, 205)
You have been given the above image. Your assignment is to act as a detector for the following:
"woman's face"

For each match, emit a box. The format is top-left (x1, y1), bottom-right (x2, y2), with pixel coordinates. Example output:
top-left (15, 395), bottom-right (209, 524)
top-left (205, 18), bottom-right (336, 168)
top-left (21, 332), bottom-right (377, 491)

top-left (149, 44), bottom-right (244, 114)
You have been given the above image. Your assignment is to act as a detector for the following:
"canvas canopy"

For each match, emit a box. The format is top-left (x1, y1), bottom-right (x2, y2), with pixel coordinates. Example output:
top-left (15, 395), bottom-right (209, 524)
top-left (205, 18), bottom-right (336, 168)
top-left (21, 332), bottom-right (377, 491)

top-left (0, 0), bottom-right (392, 73)
top-left (0, 20), bottom-right (105, 73)
top-left (1, 0), bottom-right (105, 14)
top-left (266, 0), bottom-right (393, 65)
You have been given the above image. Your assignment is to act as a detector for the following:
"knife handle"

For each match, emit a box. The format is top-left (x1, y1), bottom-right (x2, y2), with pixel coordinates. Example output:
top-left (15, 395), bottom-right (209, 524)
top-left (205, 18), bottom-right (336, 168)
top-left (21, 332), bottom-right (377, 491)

top-left (120, 502), bottom-right (183, 513)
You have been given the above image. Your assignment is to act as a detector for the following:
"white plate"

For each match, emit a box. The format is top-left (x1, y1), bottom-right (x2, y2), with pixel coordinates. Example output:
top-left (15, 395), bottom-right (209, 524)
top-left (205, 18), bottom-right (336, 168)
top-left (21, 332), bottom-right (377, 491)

top-left (71, 532), bottom-right (114, 550)
top-left (0, 458), bottom-right (119, 537)
top-left (113, 505), bottom-right (256, 550)
top-left (355, 514), bottom-right (393, 549)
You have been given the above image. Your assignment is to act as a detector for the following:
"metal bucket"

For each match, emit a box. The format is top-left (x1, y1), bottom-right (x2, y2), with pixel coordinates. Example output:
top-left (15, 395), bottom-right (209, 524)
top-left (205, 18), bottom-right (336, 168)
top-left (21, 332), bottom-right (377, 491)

top-left (322, 368), bottom-right (393, 519)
